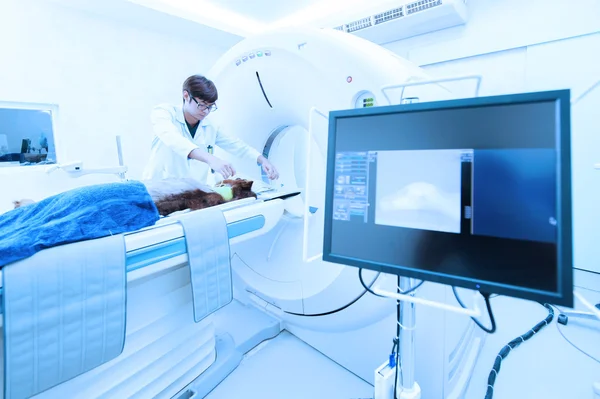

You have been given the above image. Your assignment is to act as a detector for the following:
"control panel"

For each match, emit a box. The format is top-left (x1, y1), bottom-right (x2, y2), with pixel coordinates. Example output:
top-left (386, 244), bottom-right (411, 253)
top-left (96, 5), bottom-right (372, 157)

top-left (332, 152), bottom-right (372, 222)
top-left (235, 50), bottom-right (272, 66)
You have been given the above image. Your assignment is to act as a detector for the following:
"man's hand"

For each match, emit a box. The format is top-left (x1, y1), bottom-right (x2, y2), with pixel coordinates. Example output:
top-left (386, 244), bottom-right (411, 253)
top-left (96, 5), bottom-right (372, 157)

top-left (260, 158), bottom-right (279, 180)
top-left (188, 148), bottom-right (236, 178)
top-left (208, 156), bottom-right (236, 179)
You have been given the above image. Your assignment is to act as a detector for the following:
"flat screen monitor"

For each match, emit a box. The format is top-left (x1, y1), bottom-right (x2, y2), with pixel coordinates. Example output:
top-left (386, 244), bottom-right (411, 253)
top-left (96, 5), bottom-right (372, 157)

top-left (322, 90), bottom-right (573, 307)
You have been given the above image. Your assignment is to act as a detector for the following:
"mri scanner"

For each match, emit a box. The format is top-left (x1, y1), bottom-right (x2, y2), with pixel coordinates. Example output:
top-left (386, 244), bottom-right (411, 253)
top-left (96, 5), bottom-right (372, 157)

top-left (200, 26), bottom-right (485, 398)
top-left (0, 27), bottom-right (506, 399)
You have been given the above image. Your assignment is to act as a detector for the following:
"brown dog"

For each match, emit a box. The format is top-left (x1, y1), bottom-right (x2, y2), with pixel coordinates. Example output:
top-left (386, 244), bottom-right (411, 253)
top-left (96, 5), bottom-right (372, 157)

top-left (13, 178), bottom-right (258, 217)
top-left (144, 177), bottom-right (257, 216)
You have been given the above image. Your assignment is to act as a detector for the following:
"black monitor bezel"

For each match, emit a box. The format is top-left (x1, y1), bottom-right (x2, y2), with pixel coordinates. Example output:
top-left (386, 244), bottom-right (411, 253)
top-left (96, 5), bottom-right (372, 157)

top-left (322, 89), bottom-right (573, 307)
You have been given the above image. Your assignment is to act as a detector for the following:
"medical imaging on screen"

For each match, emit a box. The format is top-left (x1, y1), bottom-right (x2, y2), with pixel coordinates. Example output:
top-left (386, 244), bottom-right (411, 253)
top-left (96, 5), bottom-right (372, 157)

top-left (326, 94), bottom-right (568, 305)
top-left (333, 147), bottom-right (557, 245)
top-left (374, 149), bottom-right (464, 234)
top-left (330, 144), bottom-right (559, 292)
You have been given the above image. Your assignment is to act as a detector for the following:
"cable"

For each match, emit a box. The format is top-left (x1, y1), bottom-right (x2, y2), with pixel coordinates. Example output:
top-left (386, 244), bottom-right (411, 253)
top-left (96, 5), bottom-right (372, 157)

top-left (358, 268), bottom-right (424, 297)
top-left (393, 275), bottom-right (424, 397)
top-left (283, 268), bottom-right (383, 317)
top-left (356, 269), bottom-right (427, 398)
top-left (400, 280), bottom-right (425, 295)
top-left (483, 303), bottom-right (554, 399)
top-left (358, 269), bottom-right (421, 398)
top-left (281, 266), bottom-right (422, 317)
top-left (452, 286), bottom-right (497, 334)
top-left (357, 268), bottom-right (423, 398)
top-left (556, 322), bottom-right (600, 364)
top-left (394, 274), bottom-right (400, 399)
top-left (358, 268), bottom-right (388, 298)
top-left (283, 267), bottom-right (422, 317)
top-left (554, 307), bottom-right (600, 365)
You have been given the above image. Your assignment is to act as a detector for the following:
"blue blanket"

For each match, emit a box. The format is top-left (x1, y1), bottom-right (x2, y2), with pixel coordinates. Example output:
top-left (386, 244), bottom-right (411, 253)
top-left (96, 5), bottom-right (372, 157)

top-left (0, 181), bottom-right (160, 267)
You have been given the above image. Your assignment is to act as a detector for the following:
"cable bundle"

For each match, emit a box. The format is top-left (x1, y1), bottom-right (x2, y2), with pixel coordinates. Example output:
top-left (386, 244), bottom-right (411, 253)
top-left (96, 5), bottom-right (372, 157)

top-left (484, 304), bottom-right (554, 399)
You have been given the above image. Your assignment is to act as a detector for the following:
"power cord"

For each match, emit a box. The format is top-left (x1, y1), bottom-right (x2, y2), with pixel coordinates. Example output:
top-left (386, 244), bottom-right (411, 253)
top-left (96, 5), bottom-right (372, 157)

top-left (483, 303), bottom-right (554, 399)
top-left (358, 268), bottom-right (424, 297)
top-left (284, 268), bottom-right (383, 317)
top-left (358, 269), bottom-right (423, 399)
top-left (452, 286), bottom-right (497, 334)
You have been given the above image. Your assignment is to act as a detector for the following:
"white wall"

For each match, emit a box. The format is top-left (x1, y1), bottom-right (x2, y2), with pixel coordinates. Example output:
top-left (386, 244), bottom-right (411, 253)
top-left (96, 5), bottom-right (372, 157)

top-left (383, 0), bottom-right (600, 275)
top-left (384, 0), bottom-right (600, 64)
top-left (0, 0), bottom-right (235, 212)
top-left (380, 1), bottom-right (600, 398)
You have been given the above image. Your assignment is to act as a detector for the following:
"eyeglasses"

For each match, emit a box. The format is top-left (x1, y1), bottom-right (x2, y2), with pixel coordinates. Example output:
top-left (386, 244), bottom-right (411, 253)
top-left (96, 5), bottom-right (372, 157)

top-left (192, 97), bottom-right (218, 113)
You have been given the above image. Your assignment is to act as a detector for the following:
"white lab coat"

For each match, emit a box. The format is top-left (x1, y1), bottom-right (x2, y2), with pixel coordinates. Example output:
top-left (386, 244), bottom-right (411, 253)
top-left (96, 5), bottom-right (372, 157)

top-left (142, 104), bottom-right (261, 182)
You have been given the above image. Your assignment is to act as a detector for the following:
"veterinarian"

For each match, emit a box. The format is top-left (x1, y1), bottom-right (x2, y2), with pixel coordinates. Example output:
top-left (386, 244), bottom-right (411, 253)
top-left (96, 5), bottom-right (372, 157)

top-left (142, 74), bottom-right (279, 182)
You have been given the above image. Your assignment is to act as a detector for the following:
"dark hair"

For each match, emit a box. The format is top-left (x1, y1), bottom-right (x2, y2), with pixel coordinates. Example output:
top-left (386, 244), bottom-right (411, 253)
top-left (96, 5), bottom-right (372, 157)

top-left (182, 75), bottom-right (218, 103)
top-left (153, 189), bottom-right (225, 216)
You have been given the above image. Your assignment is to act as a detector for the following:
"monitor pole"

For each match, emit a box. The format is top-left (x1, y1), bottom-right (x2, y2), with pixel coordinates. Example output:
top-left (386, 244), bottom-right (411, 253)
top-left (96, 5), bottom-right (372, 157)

top-left (397, 277), bottom-right (421, 399)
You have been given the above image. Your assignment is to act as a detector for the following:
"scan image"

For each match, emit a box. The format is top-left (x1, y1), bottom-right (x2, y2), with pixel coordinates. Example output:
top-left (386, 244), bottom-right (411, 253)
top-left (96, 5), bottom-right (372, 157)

top-left (375, 149), bottom-right (464, 233)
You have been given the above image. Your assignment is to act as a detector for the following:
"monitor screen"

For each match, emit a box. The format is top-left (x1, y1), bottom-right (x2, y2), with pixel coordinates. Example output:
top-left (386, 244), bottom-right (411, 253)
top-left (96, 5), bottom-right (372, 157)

top-left (322, 90), bottom-right (573, 307)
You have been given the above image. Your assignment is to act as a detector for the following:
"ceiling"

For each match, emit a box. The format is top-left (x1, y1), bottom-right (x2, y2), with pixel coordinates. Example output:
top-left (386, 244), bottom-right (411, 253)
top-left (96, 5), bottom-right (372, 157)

top-left (201, 0), bottom-right (323, 25)
top-left (127, 0), bottom-right (404, 37)
top-left (45, 0), bottom-right (407, 47)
